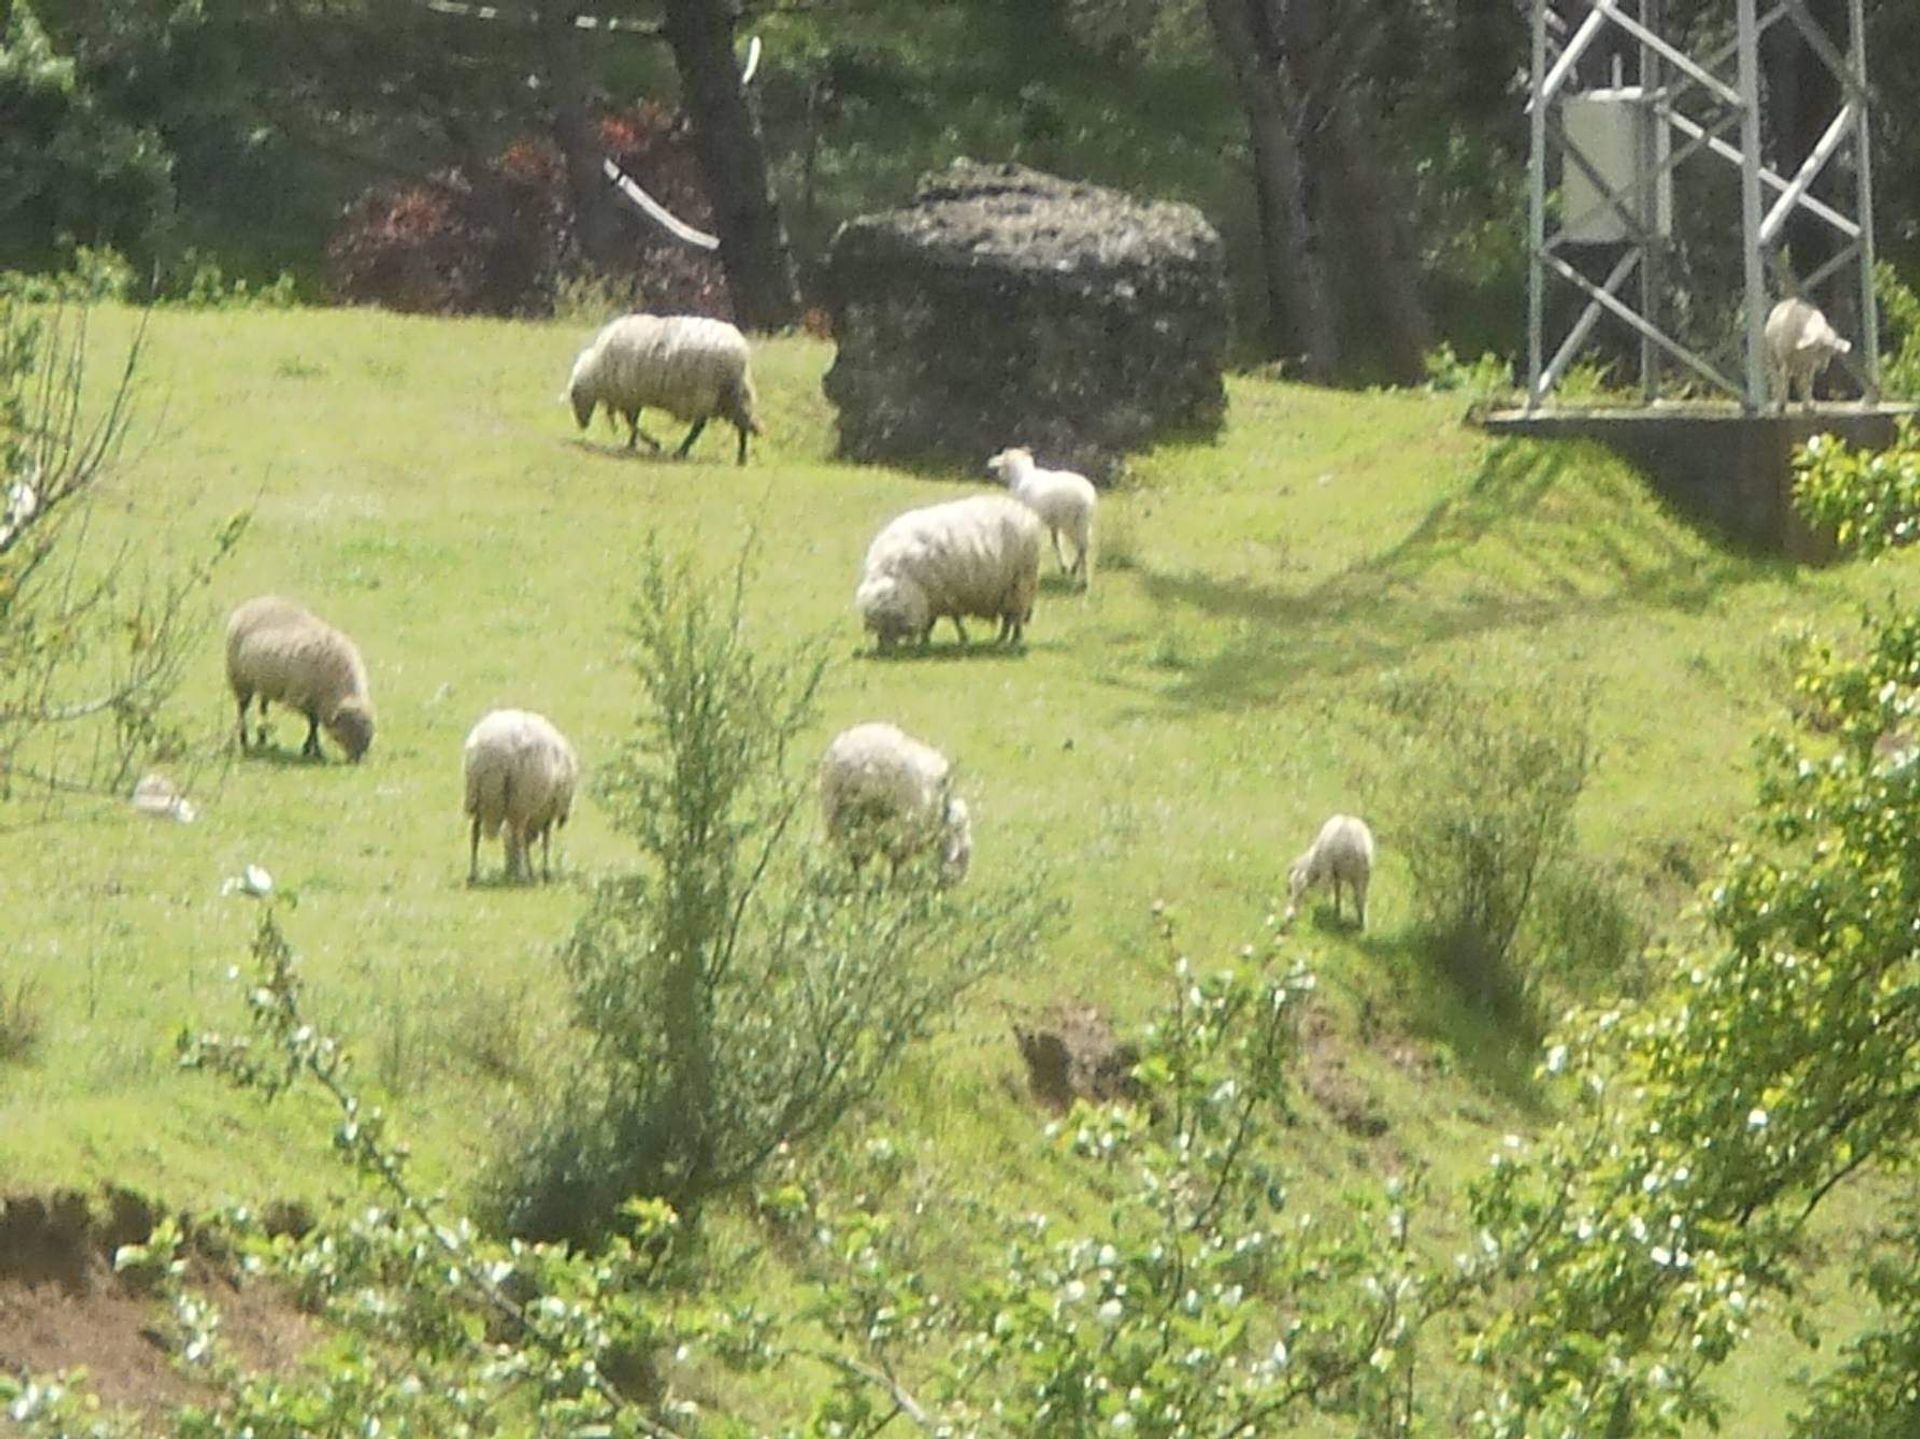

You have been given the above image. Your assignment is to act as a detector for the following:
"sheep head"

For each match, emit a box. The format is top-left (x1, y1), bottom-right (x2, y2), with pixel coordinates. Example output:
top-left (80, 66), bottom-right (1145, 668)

top-left (1281, 852), bottom-right (1315, 925)
top-left (939, 795), bottom-right (972, 887)
top-left (856, 574), bottom-right (931, 652)
top-left (565, 349), bottom-right (600, 430)
top-left (986, 447), bottom-right (1033, 485)
top-left (327, 698), bottom-right (376, 763)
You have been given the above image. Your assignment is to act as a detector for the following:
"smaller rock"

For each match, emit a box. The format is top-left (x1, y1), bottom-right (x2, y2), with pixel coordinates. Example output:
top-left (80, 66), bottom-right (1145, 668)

top-left (131, 772), bottom-right (196, 824)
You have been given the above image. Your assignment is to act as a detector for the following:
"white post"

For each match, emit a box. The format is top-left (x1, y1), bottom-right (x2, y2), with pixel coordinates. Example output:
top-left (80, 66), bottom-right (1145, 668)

top-left (1528, 0), bottom-right (1550, 410)
top-left (1849, 0), bottom-right (1881, 400)
top-left (1736, 0), bottom-right (1769, 411)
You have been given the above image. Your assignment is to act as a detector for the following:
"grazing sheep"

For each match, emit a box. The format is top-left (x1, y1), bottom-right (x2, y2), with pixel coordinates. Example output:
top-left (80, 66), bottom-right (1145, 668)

top-left (226, 596), bottom-right (375, 763)
top-left (855, 494), bottom-right (1045, 652)
top-left (462, 709), bottom-right (579, 884)
top-left (566, 313), bottom-right (761, 463)
top-left (987, 446), bottom-right (1097, 588)
top-left (818, 722), bottom-right (971, 885)
top-left (1765, 297), bottom-right (1851, 411)
top-left (1283, 814), bottom-right (1375, 930)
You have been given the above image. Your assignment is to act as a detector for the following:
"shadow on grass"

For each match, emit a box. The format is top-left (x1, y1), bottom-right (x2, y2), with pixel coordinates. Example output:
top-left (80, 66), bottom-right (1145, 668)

top-left (236, 744), bottom-right (334, 768)
top-left (1039, 570), bottom-right (1091, 597)
top-left (859, 641), bottom-right (1036, 665)
top-left (1133, 438), bottom-right (1796, 710)
top-left (462, 870), bottom-right (579, 892)
top-left (1353, 925), bottom-right (1551, 1116)
top-left (564, 436), bottom-right (744, 467)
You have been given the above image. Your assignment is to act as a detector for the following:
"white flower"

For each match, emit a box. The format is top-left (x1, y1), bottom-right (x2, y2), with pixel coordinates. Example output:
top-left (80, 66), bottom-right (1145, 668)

top-left (1097, 1298), bottom-right (1123, 1324)
top-left (1747, 1107), bottom-right (1769, 1129)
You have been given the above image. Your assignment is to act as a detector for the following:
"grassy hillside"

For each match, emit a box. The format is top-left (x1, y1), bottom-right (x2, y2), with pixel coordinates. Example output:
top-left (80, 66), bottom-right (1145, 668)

top-left (0, 305), bottom-right (1913, 1429)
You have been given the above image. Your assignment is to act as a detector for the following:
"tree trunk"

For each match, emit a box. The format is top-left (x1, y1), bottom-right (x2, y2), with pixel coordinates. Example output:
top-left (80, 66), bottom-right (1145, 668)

top-left (660, 941), bottom-right (716, 1216)
top-left (661, 0), bottom-right (801, 330)
top-left (1452, 0), bottom-right (1525, 148)
top-left (1202, 0), bottom-right (1340, 377)
top-left (539, 3), bottom-right (629, 273)
top-left (1288, 0), bottom-right (1434, 383)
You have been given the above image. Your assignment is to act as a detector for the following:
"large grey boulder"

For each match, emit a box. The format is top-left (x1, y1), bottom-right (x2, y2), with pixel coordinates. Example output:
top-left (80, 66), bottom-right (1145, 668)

top-left (822, 162), bottom-right (1228, 481)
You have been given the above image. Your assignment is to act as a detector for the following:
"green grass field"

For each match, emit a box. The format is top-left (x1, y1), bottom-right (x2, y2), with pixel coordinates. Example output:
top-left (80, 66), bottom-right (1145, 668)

top-left (1, 304), bottom-right (1914, 1430)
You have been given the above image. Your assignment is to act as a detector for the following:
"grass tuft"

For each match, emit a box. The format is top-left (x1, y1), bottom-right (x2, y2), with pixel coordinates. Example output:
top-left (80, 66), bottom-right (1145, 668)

top-left (0, 979), bottom-right (46, 1066)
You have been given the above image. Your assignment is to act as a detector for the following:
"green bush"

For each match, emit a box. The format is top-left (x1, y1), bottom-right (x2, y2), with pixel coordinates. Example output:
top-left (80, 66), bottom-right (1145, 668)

top-left (1792, 416), bottom-right (1920, 558)
top-left (158, 249), bottom-right (300, 310)
top-left (489, 545), bottom-right (1050, 1245)
top-left (1362, 667), bottom-right (1595, 1030)
top-left (0, 4), bottom-right (175, 274)
top-left (1878, 261), bottom-right (1920, 401)
top-left (1520, 853), bottom-right (1653, 1003)
top-left (1422, 342), bottom-right (1513, 407)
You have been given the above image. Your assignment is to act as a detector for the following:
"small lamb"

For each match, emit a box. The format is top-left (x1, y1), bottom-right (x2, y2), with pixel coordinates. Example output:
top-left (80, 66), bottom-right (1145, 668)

top-left (463, 709), bottom-right (580, 884)
top-left (856, 494), bottom-right (1045, 652)
top-left (226, 596), bottom-right (375, 763)
top-left (818, 722), bottom-right (972, 885)
top-left (1283, 814), bottom-right (1375, 930)
top-left (987, 446), bottom-right (1097, 589)
top-left (1764, 297), bottom-right (1851, 412)
top-left (566, 313), bottom-right (761, 463)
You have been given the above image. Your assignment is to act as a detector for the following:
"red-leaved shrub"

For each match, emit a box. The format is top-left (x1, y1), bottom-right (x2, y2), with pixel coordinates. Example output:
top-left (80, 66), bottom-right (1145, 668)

top-left (328, 103), bottom-right (730, 318)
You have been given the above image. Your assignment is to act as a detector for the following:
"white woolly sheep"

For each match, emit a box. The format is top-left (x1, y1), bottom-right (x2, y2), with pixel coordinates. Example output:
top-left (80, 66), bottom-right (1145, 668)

top-left (818, 722), bottom-right (972, 885)
top-left (226, 596), bottom-right (375, 763)
top-left (1765, 297), bottom-right (1851, 411)
top-left (566, 313), bottom-right (761, 464)
top-left (462, 708), bottom-right (579, 884)
top-left (1283, 814), bottom-right (1375, 930)
top-left (987, 446), bottom-right (1097, 589)
top-left (855, 494), bottom-right (1045, 652)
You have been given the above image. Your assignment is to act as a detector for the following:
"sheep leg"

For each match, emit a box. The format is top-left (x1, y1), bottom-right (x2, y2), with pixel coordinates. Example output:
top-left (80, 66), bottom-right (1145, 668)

top-left (256, 698), bottom-right (271, 748)
top-left (674, 417), bottom-right (709, 459)
top-left (301, 711), bottom-right (322, 760)
top-left (540, 823), bottom-right (554, 882)
top-left (733, 422), bottom-right (750, 466)
top-left (626, 411), bottom-right (664, 453)
top-left (1051, 529), bottom-right (1069, 573)
top-left (468, 815), bottom-right (481, 885)
top-left (1355, 877), bottom-right (1369, 930)
top-left (234, 693), bottom-right (252, 752)
top-left (949, 616), bottom-right (970, 646)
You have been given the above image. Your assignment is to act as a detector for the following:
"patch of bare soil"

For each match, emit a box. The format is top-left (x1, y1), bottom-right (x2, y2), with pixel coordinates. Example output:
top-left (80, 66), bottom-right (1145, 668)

top-left (1011, 1002), bottom-right (1142, 1113)
top-left (1301, 1007), bottom-right (1390, 1140)
top-left (0, 1189), bottom-right (312, 1423)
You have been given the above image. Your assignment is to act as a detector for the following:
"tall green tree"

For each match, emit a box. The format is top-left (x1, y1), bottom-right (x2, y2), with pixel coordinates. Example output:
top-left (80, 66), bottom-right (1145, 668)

top-left (38, 0), bottom-right (800, 322)
top-left (0, 2), bottom-right (174, 272)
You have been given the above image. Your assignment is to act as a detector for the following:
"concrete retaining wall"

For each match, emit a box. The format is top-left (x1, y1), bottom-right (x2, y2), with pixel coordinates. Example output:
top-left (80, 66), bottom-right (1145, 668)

top-left (1480, 404), bottom-right (1915, 561)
